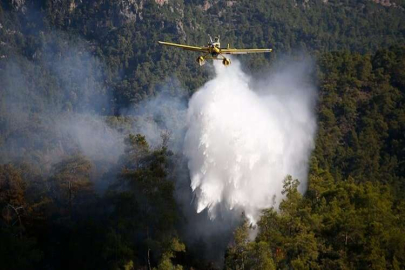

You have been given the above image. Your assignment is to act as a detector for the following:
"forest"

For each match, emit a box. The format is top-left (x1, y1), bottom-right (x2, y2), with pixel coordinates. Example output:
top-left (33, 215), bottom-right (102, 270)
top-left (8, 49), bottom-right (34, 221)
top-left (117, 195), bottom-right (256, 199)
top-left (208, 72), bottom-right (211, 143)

top-left (0, 0), bottom-right (404, 269)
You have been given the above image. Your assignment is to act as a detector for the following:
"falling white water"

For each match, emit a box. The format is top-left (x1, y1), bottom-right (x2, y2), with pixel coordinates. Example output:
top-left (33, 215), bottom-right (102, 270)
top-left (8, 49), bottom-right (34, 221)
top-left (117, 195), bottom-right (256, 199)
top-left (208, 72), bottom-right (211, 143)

top-left (183, 60), bottom-right (317, 224)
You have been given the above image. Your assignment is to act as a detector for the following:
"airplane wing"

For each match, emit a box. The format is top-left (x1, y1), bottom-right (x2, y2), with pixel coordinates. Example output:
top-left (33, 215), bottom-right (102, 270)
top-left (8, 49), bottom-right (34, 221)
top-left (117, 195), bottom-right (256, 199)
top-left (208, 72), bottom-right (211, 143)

top-left (221, 48), bottom-right (273, 54)
top-left (158, 41), bottom-right (209, 53)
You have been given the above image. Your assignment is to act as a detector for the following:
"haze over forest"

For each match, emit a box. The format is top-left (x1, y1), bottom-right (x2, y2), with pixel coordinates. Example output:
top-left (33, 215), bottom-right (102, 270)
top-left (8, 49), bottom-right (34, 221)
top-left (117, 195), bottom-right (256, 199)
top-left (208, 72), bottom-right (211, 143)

top-left (0, 0), bottom-right (404, 269)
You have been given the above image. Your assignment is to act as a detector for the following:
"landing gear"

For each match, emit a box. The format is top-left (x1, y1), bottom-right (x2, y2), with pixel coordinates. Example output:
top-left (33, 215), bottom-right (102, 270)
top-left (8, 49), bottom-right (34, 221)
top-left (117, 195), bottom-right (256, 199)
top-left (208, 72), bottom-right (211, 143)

top-left (196, 56), bottom-right (206, 66)
top-left (196, 55), bottom-right (231, 66)
top-left (222, 58), bottom-right (231, 66)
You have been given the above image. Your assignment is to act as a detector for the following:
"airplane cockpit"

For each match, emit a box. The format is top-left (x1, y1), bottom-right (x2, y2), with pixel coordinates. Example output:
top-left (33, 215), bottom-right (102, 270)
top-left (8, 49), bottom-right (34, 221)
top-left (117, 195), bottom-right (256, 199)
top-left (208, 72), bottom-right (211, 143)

top-left (209, 35), bottom-right (221, 48)
top-left (213, 36), bottom-right (220, 48)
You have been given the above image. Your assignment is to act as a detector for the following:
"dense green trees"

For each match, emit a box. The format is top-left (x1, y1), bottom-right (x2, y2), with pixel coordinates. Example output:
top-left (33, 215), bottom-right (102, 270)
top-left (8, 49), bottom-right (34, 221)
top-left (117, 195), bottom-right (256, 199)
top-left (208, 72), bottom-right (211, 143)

top-left (105, 134), bottom-right (183, 269)
top-left (0, 135), bottom-right (184, 269)
top-left (0, 0), bottom-right (405, 269)
top-left (2, 0), bottom-right (405, 110)
top-left (252, 168), bottom-right (405, 269)
top-left (225, 217), bottom-right (275, 270)
top-left (233, 46), bottom-right (405, 269)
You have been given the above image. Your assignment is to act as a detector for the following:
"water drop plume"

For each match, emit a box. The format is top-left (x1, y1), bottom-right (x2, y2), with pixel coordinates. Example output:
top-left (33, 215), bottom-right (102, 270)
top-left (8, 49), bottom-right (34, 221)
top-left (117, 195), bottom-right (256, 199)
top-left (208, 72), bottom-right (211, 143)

top-left (184, 59), bottom-right (317, 224)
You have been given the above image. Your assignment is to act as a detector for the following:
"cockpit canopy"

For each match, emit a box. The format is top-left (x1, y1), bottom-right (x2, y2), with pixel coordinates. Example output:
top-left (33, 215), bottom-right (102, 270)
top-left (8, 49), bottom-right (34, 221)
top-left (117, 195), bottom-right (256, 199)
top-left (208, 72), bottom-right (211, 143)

top-left (212, 36), bottom-right (220, 48)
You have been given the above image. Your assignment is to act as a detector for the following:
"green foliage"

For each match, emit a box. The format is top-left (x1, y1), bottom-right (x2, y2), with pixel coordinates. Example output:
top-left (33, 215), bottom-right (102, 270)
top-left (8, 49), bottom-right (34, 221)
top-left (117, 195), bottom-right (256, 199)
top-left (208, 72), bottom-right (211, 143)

top-left (48, 154), bottom-right (93, 215)
top-left (103, 134), bottom-right (182, 269)
top-left (0, 1), bottom-right (404, 269)
top-left (315, 48), bottom-right (405, 185)
top-left (225, 216), bottom-right (276, 270)
top-left (156, 237), bottom-right (185, 270)
top-left (0, 164), bottom-right (43, 269)
top-left (1, 0), bottom-right (405, 113)
top-left (0, 164), bottom-right (26, 208)
top-left (228, 47), bottom-right (405, 269)
top-left (255, 165), bottom-right (405, 269)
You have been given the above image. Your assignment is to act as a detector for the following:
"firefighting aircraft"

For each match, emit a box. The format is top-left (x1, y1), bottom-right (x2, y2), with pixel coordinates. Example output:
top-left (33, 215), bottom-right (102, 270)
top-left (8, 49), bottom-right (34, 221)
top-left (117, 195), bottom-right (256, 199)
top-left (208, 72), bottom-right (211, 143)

top-left (158, 35), bottom-right (272, 66)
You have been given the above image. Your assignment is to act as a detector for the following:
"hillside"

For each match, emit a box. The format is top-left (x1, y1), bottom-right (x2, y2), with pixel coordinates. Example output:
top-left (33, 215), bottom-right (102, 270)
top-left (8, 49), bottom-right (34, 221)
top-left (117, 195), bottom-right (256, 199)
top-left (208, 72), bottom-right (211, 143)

top-left (0, 0), bottom-right (404, 269)
top-left (1, 0), bottom-right (405, 107)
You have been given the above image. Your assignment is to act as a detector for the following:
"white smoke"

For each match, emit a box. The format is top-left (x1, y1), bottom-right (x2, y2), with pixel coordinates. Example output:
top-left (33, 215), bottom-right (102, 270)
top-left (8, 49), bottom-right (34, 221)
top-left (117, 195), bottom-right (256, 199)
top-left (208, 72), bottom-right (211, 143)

top-left (184, 59), bottom-right (317, 224)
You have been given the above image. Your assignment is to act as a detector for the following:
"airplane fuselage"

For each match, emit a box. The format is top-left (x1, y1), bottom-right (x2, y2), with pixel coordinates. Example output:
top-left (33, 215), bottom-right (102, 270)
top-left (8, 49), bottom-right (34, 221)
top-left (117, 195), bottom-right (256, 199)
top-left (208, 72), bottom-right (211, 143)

top-left (197, 41), bottom-right (230, 66)
top-left (208, 42), bottom-right (221, 57)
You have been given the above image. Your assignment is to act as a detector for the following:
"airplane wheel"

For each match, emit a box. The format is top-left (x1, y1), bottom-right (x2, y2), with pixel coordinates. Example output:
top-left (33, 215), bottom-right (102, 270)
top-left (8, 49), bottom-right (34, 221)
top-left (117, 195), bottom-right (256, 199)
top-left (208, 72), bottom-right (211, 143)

top-left (197, 56), bottom-right (205, 66)
top-left (222, 58), bottom-right (231, 66)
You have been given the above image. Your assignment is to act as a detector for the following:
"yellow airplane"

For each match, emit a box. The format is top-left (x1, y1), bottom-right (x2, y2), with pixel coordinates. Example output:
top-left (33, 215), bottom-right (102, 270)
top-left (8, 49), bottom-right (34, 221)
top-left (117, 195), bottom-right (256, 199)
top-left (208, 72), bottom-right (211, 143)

top-left (158, 35), bottom-right (272, 66)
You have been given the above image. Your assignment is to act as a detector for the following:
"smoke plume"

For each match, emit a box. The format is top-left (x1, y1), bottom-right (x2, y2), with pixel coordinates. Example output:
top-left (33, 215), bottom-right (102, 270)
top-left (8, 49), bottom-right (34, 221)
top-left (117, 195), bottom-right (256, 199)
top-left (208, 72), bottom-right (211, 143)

top-left (184, 59), bottom-right (317, 225)
top-left (0, 31), bottom-right (123, 177)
